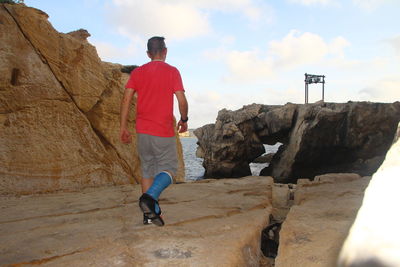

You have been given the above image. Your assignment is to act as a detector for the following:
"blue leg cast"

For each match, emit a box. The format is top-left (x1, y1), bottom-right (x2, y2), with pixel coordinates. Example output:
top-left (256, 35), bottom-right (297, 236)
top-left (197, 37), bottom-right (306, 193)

top-left (146, 171), bottom-right (173, 201)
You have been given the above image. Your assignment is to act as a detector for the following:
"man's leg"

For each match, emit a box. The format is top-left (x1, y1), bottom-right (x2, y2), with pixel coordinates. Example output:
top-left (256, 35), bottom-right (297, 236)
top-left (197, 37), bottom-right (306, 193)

top-left (138, 134), bottom-right (177, 226)
top-left (141, 177), bottom-right (153, 193)
top-left (140, 171), bottom-right (173, 226)
top-left (145, 171), bottom-right (173, 201)
top-left (140, 177), bottom-right (154, 224)
top-left (137, 134), bottom-right (158, 225)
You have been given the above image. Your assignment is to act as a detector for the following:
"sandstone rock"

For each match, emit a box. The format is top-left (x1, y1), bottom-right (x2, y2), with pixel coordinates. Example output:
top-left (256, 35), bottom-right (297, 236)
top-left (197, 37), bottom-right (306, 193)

top-left (0, 176), bottom-right (271, 266)
top-left (275, 175), bottom-right (370, 267)
top-left (5, 4), bottom-right (106, 113)
top-left (67, 28), bottom-right (91, 41)
top-left (272, 184), bottom-right (290, 208)
top-left (314, 173), bottom-right (361, 183)
top-left (196, 101), bottom-right (400, 182)
top-left (339, 123), bottom-right (400, 267)
top-left (0, 4), bottom-right (130, 194)
top-left (0, 4), bottom-right (185, 194)
top-left (271, 183), bottom-right (295, 221)
top-left (296, 178), bottom-right (312, 186)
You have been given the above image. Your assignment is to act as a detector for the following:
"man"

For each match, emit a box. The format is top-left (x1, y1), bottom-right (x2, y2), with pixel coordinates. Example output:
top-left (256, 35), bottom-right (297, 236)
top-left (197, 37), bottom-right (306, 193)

top-left (120, 36), bottom-right (188, 226)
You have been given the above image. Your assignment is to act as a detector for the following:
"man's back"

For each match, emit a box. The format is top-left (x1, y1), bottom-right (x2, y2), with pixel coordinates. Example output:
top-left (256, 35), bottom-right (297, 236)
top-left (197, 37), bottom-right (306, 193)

top-left (126, 61), bottom-right (184, 137)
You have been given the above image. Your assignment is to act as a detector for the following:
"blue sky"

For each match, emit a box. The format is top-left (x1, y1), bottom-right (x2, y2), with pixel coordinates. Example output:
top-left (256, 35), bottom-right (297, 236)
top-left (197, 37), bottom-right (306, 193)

top-left (24, 0), bottom-right (400, 128)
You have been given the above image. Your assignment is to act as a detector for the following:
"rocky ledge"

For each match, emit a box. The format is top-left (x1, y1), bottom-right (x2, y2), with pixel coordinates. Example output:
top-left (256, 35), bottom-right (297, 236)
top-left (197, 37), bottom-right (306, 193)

top-left (0, 176), bottom-right (272, 266)
top-left (195, 102), bottom-right (400, 183)
top-left (0, 174), bottom-right (376, 267)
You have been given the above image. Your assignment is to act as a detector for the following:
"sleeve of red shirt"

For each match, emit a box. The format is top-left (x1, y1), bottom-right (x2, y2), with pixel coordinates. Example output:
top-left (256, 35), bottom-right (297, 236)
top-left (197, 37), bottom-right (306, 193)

top-left (173, 67), bottom-right (185, 92)
top-left (125, 69), bottom-right (138, 90)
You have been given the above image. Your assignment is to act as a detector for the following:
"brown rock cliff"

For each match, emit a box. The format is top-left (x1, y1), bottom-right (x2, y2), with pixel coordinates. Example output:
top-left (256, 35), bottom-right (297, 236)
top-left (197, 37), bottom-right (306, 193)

top-left (0, 4), bottom-right (185, 195)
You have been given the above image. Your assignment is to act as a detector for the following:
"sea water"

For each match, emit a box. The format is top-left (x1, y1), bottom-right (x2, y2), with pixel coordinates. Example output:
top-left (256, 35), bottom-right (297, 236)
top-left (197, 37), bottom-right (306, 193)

top-left (181, 137), bottom-right (281, 181)
top-left (180, 137), bottom-right (205, 181)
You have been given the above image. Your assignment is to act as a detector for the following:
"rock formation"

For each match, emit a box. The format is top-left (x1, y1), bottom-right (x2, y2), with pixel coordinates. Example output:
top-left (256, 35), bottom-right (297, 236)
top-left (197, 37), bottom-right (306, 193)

top-left (195, 102), bottom-right (400, 182)
top-left (273, 174), bottom-right (371, 267)
top-left (0, 176), bottom-right (272, 266)
top-left (0, 4), bottom-right (184, 195)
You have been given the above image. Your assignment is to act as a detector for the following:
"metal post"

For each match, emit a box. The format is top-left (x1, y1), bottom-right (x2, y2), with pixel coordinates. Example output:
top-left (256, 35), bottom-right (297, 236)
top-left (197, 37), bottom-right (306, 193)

top-left (304, 73), bottom-right (325, 104)
top-left (304, 73), bottom-right (308, 104)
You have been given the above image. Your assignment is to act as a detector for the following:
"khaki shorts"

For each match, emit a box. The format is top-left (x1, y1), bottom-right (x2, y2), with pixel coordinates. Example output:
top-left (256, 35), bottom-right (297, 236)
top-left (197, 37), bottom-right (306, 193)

top-left (137, 133), bottom-right (177, 179)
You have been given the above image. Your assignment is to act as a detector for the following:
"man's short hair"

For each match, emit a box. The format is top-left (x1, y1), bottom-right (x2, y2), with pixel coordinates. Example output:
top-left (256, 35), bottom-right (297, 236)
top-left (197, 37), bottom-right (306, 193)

top-left (147, 36), bottom-right (166, 56)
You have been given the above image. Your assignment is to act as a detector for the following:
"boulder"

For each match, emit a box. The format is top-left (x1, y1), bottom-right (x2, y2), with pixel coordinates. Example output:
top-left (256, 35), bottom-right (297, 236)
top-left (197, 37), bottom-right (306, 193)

top-left (195, 102), bottom-right (400, 182)
top-left (0, 4), bottom-right (185, 195)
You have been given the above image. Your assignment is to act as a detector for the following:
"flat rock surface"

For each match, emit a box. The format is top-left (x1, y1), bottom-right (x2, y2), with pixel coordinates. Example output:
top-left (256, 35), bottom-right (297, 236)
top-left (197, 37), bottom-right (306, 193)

top-left (275, 176), bottom-right (371, 267)
top-left (0, 176), bottom-right (272, 266)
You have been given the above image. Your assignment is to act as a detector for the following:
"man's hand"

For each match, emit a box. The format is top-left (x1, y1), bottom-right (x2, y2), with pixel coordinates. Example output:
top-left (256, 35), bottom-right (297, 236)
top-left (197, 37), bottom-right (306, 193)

top-left (120, 128), bottom-right (132, 144)
top-left (177, 120), bottom-right (188, 133)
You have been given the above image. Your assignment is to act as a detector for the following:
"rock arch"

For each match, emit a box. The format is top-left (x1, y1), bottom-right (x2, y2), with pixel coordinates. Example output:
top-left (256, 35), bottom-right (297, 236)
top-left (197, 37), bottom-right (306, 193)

top-left (194, 102), bottom-right (400, 183)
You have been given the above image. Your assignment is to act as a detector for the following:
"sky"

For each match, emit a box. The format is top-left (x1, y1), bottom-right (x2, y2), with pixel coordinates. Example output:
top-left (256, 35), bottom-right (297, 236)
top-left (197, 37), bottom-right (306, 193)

top-left (24, 0), bottom-right (400, 128)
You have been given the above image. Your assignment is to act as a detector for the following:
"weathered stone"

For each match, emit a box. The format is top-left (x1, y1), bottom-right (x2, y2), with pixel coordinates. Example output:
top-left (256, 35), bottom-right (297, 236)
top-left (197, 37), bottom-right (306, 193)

top-left (272, 184), bottom-right (290, 208)
top-left (271, 183), bottom-right (294, 221)
top-left (194, 104), bottom-right (279, 178)
top-left (0, 4), bottom-right (185, 194)
top-left (0, 176), bottom-right (271, 266)
top-left (256, 103), bottom-right (297, 145)
top-left (67, 28), bottom-right (91, 41)
top-left (0, 4), bottom-right (131, 194)
top-left (314, 173), bottom-right (361, 183)
top-left (296, 178), bottom-right (311, 186)
top-left (5, 4), bottom-right (106, 112)
top-left (253, 153), bottom-right (275, 164)
top-left (339, 123), bottom-right (400, 267)
top-left (265, 102), bottom-right (400, 183)
top-left (275, 175), bottom-right (370, 267)
top-left (196, 101), bottom-right (400, 182)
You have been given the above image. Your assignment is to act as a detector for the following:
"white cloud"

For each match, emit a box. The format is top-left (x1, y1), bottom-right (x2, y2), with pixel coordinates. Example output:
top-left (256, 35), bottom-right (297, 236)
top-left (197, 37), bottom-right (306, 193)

top-left (387, 35), bottom-right (400, 59)
top-left (216, 30), bottom-right (351, 82)
top-left (89, 37), bottom-right (145, 63)
top-left (110, 0), bottom-right (211, 41)
top-left (108, 0), bottom-right (274, 42)
top-left (224, 49), bottom-right (275, 81)
top-left (180, 0), bottom-right (273, 23)
top-left (287, 0), bottom-right (338, 6)
top-left (352, 0), bottom-right (388, 11)
top-left (359, 77), bottom-right (400, 102)
top-left (269, 30), bottom-right (350, 69)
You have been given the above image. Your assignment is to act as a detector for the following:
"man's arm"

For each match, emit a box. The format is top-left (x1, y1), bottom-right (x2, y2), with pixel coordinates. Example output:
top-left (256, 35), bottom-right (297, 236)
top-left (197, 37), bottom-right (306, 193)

top-left (175, 90), bottom-right (189, 133)
top-left (120, 88), bottom-right (135, 143)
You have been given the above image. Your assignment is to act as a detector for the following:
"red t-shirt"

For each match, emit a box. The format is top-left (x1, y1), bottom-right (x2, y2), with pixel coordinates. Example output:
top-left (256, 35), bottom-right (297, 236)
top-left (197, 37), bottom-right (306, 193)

top-left (125, 61), bottom-right (185, 137)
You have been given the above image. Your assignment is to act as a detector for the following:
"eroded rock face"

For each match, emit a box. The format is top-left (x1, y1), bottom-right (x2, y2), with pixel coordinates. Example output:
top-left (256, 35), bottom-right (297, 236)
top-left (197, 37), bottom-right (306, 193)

top-left (264, 102), bottom-right (400, 183)
top-left (195, 102), bottom-right (400, 182)
top-left (0, 4), bottom-right (184, 195)
top-left (5, 5), bottom-right (106, 112)
top-left (194, 104), bottom-right (279, 178)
